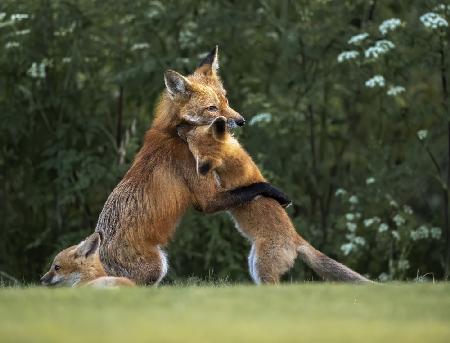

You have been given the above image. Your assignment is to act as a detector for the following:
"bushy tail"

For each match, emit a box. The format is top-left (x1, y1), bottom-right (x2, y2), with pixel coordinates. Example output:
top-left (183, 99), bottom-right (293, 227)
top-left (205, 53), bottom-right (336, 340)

top-left (297, 241), bottom-right (370, 282)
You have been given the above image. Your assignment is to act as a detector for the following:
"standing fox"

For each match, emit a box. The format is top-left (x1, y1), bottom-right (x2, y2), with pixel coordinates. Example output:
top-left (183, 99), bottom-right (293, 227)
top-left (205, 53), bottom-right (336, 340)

top-left (41, 233), bottom-right (135, 288)
top-left (95, 47), bottom-right (289, 285)
top-left (178, 117), bottom-right (370, 283)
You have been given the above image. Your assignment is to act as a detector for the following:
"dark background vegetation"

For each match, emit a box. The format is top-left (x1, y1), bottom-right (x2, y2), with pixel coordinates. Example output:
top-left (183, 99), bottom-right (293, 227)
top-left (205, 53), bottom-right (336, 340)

top-left (1, 0), bottom-right (449, 284)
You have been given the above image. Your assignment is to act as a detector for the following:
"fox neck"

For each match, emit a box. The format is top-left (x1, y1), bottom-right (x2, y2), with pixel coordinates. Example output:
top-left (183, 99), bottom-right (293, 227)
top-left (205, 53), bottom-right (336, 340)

top-left (151, 93), bottom-right (182, 133)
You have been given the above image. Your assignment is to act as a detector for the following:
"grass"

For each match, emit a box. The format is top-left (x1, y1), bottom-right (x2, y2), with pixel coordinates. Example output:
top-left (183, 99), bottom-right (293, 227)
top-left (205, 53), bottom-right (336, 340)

top-left (0, 283), bottom-right (449, 343)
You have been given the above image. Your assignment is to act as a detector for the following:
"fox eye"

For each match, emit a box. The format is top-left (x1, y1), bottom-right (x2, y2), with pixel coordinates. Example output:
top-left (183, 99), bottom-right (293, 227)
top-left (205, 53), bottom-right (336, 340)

top-left (54, 265), bottom-right (61, 271)
top-left (206, 105), bottom-right (219, 112)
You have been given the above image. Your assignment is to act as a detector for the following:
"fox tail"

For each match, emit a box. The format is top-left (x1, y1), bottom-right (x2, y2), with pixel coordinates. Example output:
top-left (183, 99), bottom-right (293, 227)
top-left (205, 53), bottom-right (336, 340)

top-left (297, 241), bottom-right (371, 282)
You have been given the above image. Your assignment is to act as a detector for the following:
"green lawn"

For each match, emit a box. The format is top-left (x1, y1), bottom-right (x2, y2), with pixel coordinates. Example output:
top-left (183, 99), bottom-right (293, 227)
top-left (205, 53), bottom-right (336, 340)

top-left (0, 283), bottom-right (449, 343)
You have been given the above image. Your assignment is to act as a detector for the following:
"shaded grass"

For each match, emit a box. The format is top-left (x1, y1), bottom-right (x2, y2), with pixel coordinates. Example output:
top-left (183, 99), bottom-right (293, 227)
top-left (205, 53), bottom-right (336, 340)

top-left (0, 283), bottom-right (449, 342)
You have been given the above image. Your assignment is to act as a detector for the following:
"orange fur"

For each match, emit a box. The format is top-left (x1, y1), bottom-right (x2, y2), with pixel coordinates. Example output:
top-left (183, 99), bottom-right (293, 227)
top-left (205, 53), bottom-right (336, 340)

top-left (182, 117), bottom-right (370, 283)
top-left (41, 233), bottom-right (135, 288)
top-left (95, 48), bottom-right (275, 285)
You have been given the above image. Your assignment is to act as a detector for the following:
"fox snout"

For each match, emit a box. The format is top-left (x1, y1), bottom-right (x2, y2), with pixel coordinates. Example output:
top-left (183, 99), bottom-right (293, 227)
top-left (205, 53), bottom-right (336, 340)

top-left (224, 106), bottom-right (245, 128)
top-left (40, 271), bottom-right (59, 286)
top-left (227, 116), bottom-right (245, 128)
top-left (40, 272), bottom-right (52, 285)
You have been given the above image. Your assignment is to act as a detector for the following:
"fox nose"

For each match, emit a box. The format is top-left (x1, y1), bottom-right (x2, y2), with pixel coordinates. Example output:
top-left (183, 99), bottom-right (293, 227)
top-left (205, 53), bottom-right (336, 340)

top-left (40, 275), bottom-right (48, 285)
top-left (235, 118), bottom-right (246, 127)
top-left (227, 117), bottom-right (245, 128)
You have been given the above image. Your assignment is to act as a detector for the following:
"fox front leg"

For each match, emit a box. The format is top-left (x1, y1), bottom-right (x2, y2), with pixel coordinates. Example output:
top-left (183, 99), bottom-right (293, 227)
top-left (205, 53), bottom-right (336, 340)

top-left (193, 182), bottom-right (290, 213)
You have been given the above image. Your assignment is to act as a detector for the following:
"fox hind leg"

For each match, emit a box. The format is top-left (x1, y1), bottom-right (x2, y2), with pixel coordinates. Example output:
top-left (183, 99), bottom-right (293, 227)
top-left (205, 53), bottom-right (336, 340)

top-left (251, 239), bottom-right (298, 284)
top-left (154, 247), bottom-right (169, 286)
top-left (248, 244), bottom-right (261, 284)
top-left (100, 241), bottom-right (168, 286)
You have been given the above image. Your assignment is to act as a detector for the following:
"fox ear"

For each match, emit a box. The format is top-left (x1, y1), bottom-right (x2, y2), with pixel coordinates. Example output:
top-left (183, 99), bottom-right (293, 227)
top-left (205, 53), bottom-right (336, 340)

top-left (210, 116), bottom-right (227, 141)
top-left (195, 46), bottom-right (219, 76)
top-left (76, 233), bottom-right (101, 258)
top-left (164, 70), bottom-right (192, 98)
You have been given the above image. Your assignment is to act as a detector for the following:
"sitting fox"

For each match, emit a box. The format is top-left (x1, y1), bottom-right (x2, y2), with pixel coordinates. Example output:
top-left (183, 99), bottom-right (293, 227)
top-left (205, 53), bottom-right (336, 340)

top-left (178, 117), bottom-right (370, 283)
top-left (41, 233), bottom-right (135, 288)
top-left (95, 47), bottom-right (289, 285)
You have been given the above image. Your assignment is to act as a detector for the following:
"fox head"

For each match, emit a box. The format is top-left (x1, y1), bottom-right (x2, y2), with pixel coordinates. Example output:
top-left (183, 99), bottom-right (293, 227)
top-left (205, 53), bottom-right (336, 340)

top-left (154, 46), bottom-right (245, 131)
top-left (40, 233), bottom-right (103, 287)
top-left (177, 116), bottom-right (233, 176)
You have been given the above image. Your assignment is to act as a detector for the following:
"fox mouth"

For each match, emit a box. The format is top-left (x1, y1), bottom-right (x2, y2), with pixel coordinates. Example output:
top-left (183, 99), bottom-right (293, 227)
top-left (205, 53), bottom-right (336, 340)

top-left (42, 278), bottom-right (63, 287)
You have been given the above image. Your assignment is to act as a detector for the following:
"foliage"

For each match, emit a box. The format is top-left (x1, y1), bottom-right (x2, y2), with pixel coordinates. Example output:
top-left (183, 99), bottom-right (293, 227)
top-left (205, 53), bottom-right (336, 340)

top-left (0, 0), bottom-right (449, 283)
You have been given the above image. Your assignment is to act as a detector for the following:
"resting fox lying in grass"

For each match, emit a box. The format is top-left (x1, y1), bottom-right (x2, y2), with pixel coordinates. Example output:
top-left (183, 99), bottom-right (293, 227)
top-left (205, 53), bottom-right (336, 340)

top-left (41, 233), bottom-right (135, 288)
top-left (178, 117), bottom-right (370, 284)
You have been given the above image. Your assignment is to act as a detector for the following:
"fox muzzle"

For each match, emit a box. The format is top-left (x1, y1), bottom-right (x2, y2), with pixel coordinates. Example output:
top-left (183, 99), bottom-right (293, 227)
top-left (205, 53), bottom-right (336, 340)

top-left (40, 271), bottom-right (58, 286)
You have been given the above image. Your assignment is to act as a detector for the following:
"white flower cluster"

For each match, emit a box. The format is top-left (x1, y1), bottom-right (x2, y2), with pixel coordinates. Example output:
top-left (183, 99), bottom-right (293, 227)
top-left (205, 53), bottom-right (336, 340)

top-left (5, 41), bottom-right (20, 49)
top-left (365, 40), bottom-right (395, 59)
top-left (434, 4), bottom-right (450, 13)
top-left (417, 130), bottom-right (428, 140)
top-left (366, 177), bottom-right (376, 184)
top-left (403, 205), bottom-right (413, 215)
top-left (389, 199), bottom-right (398, 207)
top-left (348, 32), bottom-right (369, 45)
top-left (62, 57), bottom-right (72, 64)
top-left (131, 43), bottom-right (150, 51)
top-left (410, 225), bottom-right (429, 240)
top-left (335, 188), bottom-right (347, 196)
top-left (349, 195), bottom-right (359, 204)
top-left (11, 13), bottom-right (29, 21)
top-left (15, 29), bottom-right (30, 36)
top-left (250, 113), bottom-right (272, 126)
top-left (364, 217), bottom-right (381, 227)
top-left (387, 85), bottom-right (405, 96)
top-left (354, 236), bottom-right (366, 245)
top-left (27, 59), bottom-right (51, 79)
top-left (420, 12), bottom-right (448, 29)
top-left (28, 63), bottom-right (46, 79)
top-left (410, 226), bottom-right (441, 240)
top-left (340, 235), bottom-right (365, 256)
top-left (346, 212), bottom-right (361, 221)
top-left (337, 50), bottom-right (359, 63)
top-left (0, 12), bottom-right (6, 21)
top-left (346, 222), bottom-right (357, 232)
top-left (346, 213), bottom-right (355, 221)
top-left (340, 243), bottom-right (354, 255)
top-left (365, 75), bottom-right (385, 88)
top-left (393, 214), bottom-right (406, 226)
top-left (431, 227), bottom-right (442, 239)
top-left (378, 223), bottom-right (389, 233)
top-left (379, 18), bottom-right (402, 35)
